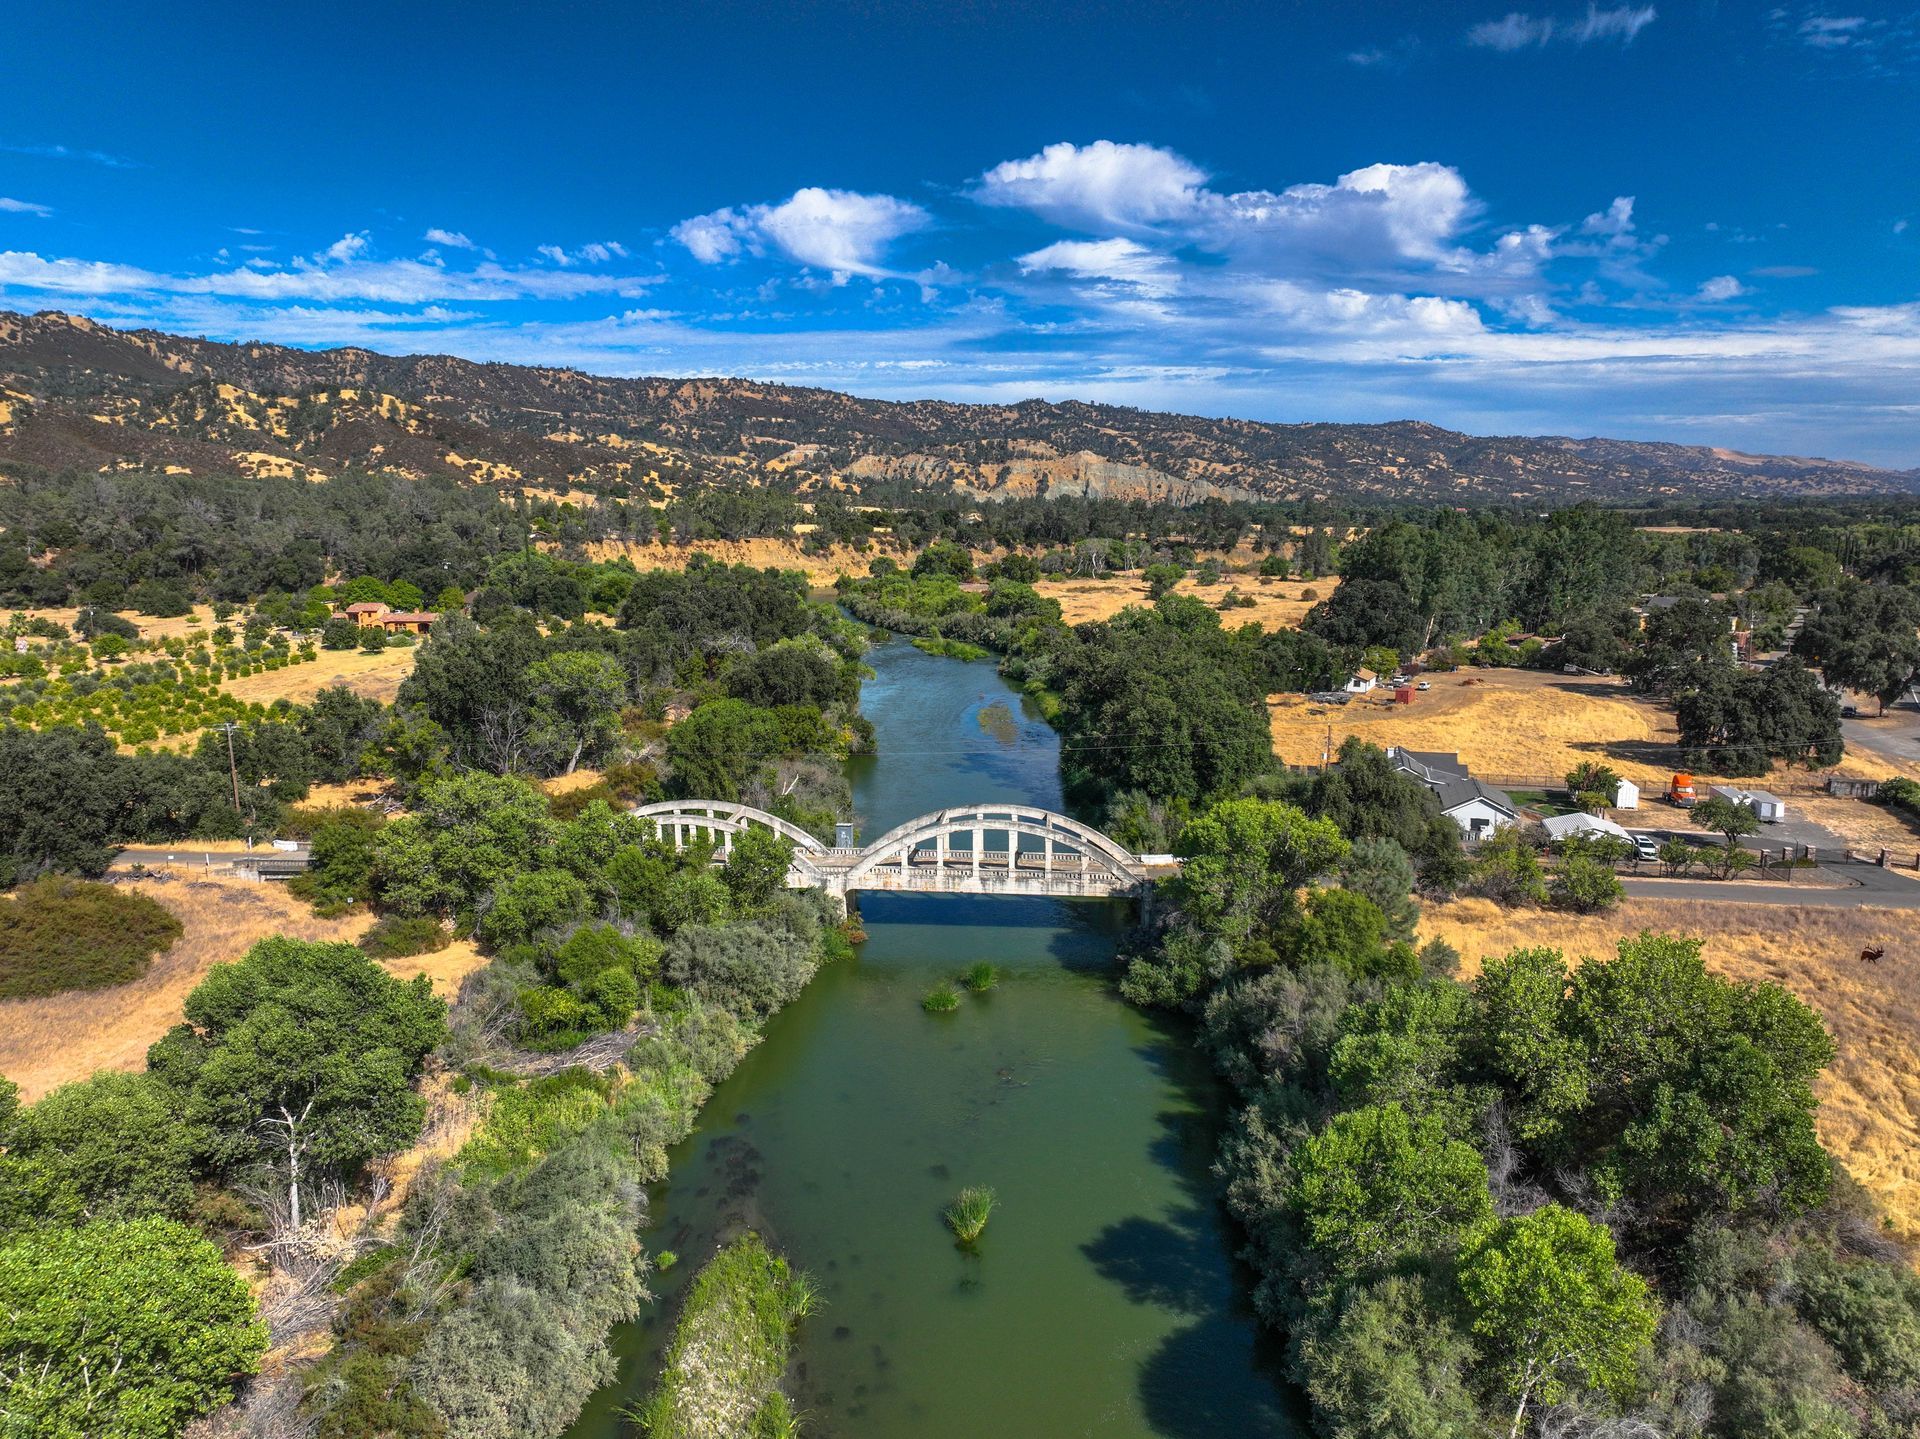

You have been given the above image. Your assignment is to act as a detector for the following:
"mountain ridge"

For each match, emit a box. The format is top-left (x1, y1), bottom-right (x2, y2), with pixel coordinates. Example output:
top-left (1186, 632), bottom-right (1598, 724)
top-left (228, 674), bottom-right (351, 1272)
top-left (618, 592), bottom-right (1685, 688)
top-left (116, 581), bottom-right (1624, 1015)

top-left (2, 308), bottom-right (1914, 503)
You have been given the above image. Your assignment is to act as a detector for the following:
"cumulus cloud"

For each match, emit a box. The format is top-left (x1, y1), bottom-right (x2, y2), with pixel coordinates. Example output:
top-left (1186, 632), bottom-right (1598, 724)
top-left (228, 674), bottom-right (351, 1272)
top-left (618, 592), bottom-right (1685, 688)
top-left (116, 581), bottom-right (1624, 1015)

top-left (1467, 6), bottom-right (1657, 51)
top-left (0, 197), bottom-right (55, 217)
top-left (672, 187), bottom-right (929, 282)
top-left (1018, 237), bottom-right (1179, 295)
top-left (322, 232), bottom-right (369, 263)
top-left (424, 227), bottom-right (474, 249)
top-left (973, 141), bottom-right (1208, 231)
top-left (1209, 162), bottom-right (1478, 268)
top-left (1697, 274), bottom-right (1747, 301)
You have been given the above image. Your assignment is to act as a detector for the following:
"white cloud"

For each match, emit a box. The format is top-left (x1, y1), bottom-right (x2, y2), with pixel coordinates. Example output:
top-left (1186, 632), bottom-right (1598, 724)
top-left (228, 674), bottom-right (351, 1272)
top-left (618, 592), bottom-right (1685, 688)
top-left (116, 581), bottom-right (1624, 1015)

top-left (973, 141), bottom-right (1208, 231)
top-left (1798, 14), bottom-right (1867, 46)
top-left (673, 187), bottom-right (929, 282)
top-left (0, 142), bottom-right (138, 168)
top-left (1018, 238), bottom-right (1179, 295)
top-left (1467, 6), bottom-right (1657, 51)
top-left (322, 232), bottom-right (369, 263)
top-left (535, 240), bottom-right (628, 266)
top-left (1581, 196), bottom-right (1636, 238)
top-left (1698, 274), bottom-right (1747, 301)
top-left (1210, 162), bottom-right (1478, 267)
top-left (0, 249), bottom-right (661, 304)
top-left (424, 227), bottom-right (474, 249)
top-left (0, 197), bottom-right (54, 217)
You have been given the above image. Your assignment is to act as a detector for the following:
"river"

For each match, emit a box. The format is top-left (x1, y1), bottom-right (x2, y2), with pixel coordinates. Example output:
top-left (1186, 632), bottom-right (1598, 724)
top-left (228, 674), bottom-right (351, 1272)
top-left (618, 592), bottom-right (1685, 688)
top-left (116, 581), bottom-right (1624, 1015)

top-left (565, 635), bottom-right (1297, 1438)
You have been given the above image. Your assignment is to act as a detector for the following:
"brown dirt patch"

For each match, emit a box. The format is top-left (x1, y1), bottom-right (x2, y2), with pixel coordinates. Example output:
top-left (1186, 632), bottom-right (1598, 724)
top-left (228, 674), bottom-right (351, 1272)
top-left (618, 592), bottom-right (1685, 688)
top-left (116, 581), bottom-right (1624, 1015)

top-left (1420, 895), bottom-right (1920, 1240)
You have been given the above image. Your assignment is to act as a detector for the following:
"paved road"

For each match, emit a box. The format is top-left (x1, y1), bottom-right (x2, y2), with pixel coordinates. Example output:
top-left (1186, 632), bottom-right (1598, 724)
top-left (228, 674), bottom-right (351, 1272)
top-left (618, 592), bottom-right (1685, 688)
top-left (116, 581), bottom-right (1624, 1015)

top-left (1620, 864), bottom-right (1920, 908)
top-left (110, 845), bottom-right (307, 869)
top-left (1843, 704), bottom-right (1920, 773)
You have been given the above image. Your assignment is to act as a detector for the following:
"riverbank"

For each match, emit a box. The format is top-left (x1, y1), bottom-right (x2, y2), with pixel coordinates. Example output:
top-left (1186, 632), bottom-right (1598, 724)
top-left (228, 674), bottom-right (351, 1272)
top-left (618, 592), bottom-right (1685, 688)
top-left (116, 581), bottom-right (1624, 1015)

top-left (563, 636), bottom-right (1297, 1438)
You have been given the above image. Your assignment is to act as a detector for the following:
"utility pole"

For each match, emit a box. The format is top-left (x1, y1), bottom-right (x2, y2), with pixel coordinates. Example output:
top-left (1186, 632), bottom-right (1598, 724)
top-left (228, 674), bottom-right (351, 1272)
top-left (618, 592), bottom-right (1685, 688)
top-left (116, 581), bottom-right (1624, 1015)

top-left (220, 720), bottom-right (243, 812)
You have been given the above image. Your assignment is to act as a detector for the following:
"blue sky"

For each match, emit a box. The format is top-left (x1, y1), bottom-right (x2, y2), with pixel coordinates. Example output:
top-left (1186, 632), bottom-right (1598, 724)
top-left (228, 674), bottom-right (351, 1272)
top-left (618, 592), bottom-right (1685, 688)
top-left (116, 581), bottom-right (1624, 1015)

top-left (3, 1), bottom-right (1918, 463)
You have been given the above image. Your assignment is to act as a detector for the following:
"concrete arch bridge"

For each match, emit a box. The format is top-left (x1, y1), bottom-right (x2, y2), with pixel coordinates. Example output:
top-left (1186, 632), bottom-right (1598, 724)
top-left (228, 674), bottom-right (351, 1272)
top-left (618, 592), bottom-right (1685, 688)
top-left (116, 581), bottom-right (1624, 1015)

top-left (632, 800), bottom-right (1176, 905)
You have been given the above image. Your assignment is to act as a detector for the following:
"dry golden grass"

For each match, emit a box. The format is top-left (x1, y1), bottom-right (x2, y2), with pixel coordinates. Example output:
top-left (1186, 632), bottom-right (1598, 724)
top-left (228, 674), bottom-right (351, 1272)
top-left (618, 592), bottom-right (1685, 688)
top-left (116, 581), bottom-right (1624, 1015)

top-left (1793, 795), bottom-right (1920, 860)
top-left (1271, 668), bottom-right (1906, 793)
top-left (584, 537), bottom-right (898, 587)
top-left (12, 603), bottom-right (221, 641)
top-left (221, 644), bottom-right (417, 707)
top-left (0, 876), bottom-right (487, 1102)
top-left (1033, 573), bottom-right (1337, 632)
top-left (1420, 896), bottom-right (1920, 1240)
top-left (0, 876), bottom-right (368, 1102)
top-left (1271, 670), bottom-right (1681, 785)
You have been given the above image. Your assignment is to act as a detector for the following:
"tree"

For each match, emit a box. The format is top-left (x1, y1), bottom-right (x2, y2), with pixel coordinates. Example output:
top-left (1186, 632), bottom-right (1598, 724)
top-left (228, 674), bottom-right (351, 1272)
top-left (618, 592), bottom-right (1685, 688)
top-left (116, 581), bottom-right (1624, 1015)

top-left (1338, 837), bottom-right (1419, 943)
top-left (1551, 854), bottom-right (1623, 913)
top-left (0, 725), bottom-right (130, 885)
top-left (1307, 740), bottom-right (1464, 880)
top-left (525, 650), bottom-right (627, 774)
top-left (1675, 657), bottom-right (1842, 775)
top-left (0, 1217), bottom-right (267, 1438)
top-left (321, 615), bottom-right (361, 650)
top-left (0, 1072), bottom-right (202, 1229)
top-left (1176, 799), bottom-right (1349, 949)
top-left (1564, 761), bottom-right (1621, 813)
top-left (1694, 793), bottom-right (1761, 877)
top-left (1293, 1273), bottom-right (1484, 1439)
top-left (152, 938), bottom-right (445, 1228)
top-left (665, 699), bottom-right (786, 801)
top-left (1469, 948), bottom-right (1590, 1146)
top-left (1793, 580), bottom-right (1920, 714)
top-left (372, 771), bottom-right (556, 918)
top-left (722, 827), bottom-right (795, 910)
top-left (1455, 1204), bottom-right (1658, 1439)
top-left (1285, 1102), bottom-right (1492, 1281)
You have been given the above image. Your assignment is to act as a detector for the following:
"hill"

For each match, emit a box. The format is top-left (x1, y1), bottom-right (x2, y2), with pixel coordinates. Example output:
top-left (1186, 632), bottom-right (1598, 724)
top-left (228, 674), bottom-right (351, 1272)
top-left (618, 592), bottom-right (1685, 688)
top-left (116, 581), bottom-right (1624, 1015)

top-left (2, 308), bottom-right (1915, 503)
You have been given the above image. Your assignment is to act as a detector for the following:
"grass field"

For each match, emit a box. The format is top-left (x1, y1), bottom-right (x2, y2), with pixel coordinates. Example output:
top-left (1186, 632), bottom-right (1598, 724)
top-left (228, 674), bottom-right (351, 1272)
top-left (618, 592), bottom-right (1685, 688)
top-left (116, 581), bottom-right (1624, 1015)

top-left (1271, 668), bottom-right (1918, 793)
top-left (1420, 895), bottom-right (1920, 1241)
top-left (221, 643), bottom-right (418, 706)
top-left (0, 874), bottom-right (485, 1102)
top-left (1033, 573), bottom-right (1336, 632)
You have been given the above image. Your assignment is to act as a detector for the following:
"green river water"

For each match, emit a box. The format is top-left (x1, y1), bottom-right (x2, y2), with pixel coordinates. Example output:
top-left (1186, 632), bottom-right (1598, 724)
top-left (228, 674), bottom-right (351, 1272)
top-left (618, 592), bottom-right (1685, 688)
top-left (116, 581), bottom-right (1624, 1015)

top-left (565, 635), bottom-right (1299, 1438)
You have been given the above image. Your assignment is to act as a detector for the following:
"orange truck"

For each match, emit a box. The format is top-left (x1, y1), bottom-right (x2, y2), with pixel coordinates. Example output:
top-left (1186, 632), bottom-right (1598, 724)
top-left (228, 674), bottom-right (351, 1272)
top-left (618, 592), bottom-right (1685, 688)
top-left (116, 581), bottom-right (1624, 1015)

top-left (1666, 772), bottom-right (1698, 808)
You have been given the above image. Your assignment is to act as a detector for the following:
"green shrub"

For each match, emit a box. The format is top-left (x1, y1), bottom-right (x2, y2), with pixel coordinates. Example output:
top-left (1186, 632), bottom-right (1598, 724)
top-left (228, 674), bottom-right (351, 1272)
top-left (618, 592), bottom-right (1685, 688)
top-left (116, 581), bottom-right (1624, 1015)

top-left (961, 961), bottom-right (999, 991)
top-left (944, 1185), bottom-right (997, 1243)
top-left (635, 1233), bottom-right (812, 1439)
top-left (922, 983), bottom-right (961, 1013)
top-left (0, 878), bottom-right (183, 999)
top-left (358, 914), bottom-right (451, 959)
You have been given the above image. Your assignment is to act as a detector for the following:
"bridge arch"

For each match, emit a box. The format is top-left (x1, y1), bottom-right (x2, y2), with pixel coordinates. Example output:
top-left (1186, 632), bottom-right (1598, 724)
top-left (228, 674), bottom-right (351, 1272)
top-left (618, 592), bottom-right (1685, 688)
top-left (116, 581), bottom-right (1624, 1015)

top-left (841, 804), bottom-right (1146, 889)
top-left (632, 800), bottom-right (830, 856)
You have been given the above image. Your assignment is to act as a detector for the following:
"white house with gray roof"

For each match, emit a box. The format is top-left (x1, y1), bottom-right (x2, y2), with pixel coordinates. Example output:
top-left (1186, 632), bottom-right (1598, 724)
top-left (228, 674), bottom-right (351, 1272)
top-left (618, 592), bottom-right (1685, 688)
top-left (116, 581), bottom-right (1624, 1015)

top-left (1385, 747), bottom-right (1519, 841)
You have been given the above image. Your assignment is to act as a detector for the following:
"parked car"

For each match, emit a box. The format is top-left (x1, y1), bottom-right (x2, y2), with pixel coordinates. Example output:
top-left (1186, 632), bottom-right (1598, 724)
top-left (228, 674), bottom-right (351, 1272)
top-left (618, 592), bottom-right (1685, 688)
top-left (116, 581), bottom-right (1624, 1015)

top-left (1416, 680), bottom-right (1432, 692)
top-left (1632, 833), bottom-right (1660, 862)
top-left (1842, 704), bottom-right (1861, 718)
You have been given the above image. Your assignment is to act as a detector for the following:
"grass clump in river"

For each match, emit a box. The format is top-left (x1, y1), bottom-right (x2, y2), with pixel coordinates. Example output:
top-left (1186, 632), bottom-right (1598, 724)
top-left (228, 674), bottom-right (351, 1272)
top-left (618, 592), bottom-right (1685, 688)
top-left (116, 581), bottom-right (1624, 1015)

top-left (635, 1232), bottom-right (814, 1439)
top-left (922, 983), bottom-right (961, 1013)
top-left (960, 961), bottom-right (998, 992)
top-left (912, 635), bottom-right (990, 662)
top-left (944, 1185), bottom-right (998, 1244)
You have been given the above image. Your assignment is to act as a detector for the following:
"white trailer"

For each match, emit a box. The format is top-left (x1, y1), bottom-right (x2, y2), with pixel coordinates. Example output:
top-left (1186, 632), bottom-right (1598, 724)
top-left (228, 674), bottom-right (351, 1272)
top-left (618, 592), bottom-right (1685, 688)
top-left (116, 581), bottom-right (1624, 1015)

top-left (1709, 785), bottom-right (1787, 824)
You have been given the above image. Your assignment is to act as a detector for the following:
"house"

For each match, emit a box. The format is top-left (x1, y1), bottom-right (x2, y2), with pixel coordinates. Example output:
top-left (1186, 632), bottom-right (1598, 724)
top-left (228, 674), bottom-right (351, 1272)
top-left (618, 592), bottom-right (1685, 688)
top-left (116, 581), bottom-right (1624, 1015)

top-left (1385, 747), bottom-right (1519, 841)
top-left (1344, 668), bottom-right (1379, 695)
top-left (341, 602), bottom-right (439, 635)
top-left (1542, 812), bottom-right (1633, 845)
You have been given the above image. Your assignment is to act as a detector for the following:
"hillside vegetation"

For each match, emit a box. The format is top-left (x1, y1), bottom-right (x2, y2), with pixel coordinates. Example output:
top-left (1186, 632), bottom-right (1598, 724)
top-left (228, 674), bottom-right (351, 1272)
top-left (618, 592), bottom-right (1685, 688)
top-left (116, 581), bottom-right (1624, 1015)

top-left (4, 308), bottom-right (1917, 503)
